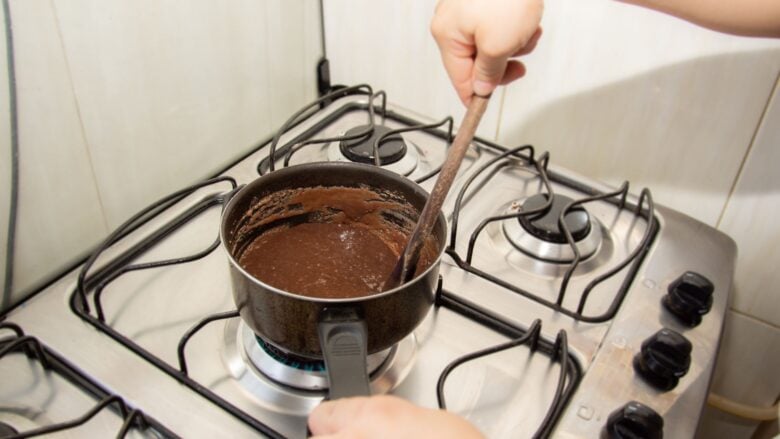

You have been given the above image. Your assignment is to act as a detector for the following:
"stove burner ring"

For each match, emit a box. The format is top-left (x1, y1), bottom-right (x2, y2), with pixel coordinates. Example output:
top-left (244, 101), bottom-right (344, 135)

top-left (245, 329), bottom-right (394, 391)
top-left (340, 125), bottom-right (406, 165)
top-left (0, 422), bottom-right (18, 436)
top-left (327, 126), bottom-right (419, 176)
top-left (518, 194), bottom-right (591, 243)
top-left (502, 196), bottom-right (602, 263)
top-left (256, 336), bottom-right (326, 372)
top-left (224, 320), bottom-right (417, 415)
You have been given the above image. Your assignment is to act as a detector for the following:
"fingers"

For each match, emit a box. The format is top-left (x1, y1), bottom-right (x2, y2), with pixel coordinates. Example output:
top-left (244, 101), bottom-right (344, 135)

top-left (472, 24), bottom-right (541, 97)
top-left (499, 60), bottom-right (527, 85)
top-left (437, 41), bottom-right (479, 106)
top-left (308, 396), bottom-right (487, 439)
top-left (431, 2), bottom-right (481, 104)
top-left (430, 0), bottom-right (544, 106)
top-left (472, 50), bottom-right (509, 97)
top-left (308, 397), bottom-right (369, 436)
top-left (512, 27), bottom-right (543, 57)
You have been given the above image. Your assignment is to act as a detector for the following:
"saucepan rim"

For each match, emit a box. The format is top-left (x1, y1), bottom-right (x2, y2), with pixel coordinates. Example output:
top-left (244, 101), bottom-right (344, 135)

top-left (219, 161), bottom-right (447, 303)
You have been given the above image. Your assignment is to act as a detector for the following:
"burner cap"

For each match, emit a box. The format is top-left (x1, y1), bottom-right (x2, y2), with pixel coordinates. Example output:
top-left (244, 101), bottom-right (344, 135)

top-left (245, 328), bottom-right (399, 391)
top-left (256, 336), bottom-right (325, 372)
top-left (0, 422), bottom-right (18, 436)
top-left (340, 125), bottom-right (407, 165)
top-left (518, 194), bottom-right (591, 243)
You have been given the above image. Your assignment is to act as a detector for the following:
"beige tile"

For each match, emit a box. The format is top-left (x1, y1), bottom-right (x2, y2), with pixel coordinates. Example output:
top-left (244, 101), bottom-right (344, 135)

top-left (697, 310), bottom-right (780, 437)
top-left (323, 0), bottom-right (503, 140)
top-left (302, 0), bottom-right (323, 93)
top-left (718, 77), bottom-right (780, 326)
top-left (497, 0), bottom-right (780, 227)
top-left (54, 0), bottom-right (318, 228)
top-left (711, 311), bottom-right (780, 409)
top-left (722, 82), bottom-right (776, 333)
top-left (4, 0), bottom-right (108, 298)
top-left (266, 0), bottom-right (321, 128)
top-left (696, 405), bottom-right (765, 439)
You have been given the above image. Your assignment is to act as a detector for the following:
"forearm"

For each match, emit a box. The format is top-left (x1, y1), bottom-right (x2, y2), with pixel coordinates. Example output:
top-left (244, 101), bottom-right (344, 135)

top-left (620, 0), bottom-right (780, 37)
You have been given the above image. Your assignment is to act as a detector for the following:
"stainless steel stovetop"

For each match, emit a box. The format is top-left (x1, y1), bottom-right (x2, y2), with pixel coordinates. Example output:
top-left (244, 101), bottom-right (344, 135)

top-left (1, 87), bottom-right (736, 438)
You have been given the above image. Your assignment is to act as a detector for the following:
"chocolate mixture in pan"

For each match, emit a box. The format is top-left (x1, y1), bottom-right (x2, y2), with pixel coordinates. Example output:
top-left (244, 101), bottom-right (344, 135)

top-left (235, 186), bottom-right (438, 299)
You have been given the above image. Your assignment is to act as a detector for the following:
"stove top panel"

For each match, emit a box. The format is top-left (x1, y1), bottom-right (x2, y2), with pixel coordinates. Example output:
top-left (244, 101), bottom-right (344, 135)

top-left (2, 89), bottom-right (734, 438)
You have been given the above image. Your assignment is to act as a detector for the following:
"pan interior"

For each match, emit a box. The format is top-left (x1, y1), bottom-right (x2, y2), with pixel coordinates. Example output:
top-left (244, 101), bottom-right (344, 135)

top-left (229, 183), bottom-right (441, 299)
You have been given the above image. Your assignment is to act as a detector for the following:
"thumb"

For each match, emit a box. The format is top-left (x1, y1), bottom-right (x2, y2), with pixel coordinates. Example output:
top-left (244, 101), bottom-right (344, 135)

top-left (472, 50), bottom-right (508, 97)
top-left (308, 397), bottom-right (368, 435)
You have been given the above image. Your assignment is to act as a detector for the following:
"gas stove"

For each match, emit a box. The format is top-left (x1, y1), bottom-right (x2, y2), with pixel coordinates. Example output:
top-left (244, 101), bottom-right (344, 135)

top-left (1, 85), bottom-right (735, 438)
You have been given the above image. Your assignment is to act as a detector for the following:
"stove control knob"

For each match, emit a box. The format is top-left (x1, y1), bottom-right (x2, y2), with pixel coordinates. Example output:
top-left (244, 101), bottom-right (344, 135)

top-left (602, 401), bottom-right (664, 439)
top-left (633, 328), bottom-right (692, 391)
top-left (662, 271), bottom-right (714, 327)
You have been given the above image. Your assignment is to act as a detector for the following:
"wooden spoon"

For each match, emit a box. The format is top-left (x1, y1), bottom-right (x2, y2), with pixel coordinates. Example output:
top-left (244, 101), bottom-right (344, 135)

top-left (386, 94), bottom-right (491, 288)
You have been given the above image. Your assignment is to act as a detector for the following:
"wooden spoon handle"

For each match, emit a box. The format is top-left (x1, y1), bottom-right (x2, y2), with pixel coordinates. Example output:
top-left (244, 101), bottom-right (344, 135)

top-left (392, 95), bottom-right (490, 285)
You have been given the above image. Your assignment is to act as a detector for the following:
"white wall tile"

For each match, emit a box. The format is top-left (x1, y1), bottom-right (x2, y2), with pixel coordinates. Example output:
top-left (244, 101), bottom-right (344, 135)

top-left (719, 76), bottom-right (780, 326)
top-left (697, 311), bottom-right (780, 438)
top-left (53, 0), bottom-right (320, 229)
top-left (0, 0), bottom-right (321, 309)
top-left (322, 0), bottom-right (503, 139)
top-left (302, 0), bottom-right (323, 93)
top-left (3, 0), bottom-right (108, 298)
top-left (497, 0), bottom-right (780, 227)
top-left (266, 0), bottom-right (322, 128)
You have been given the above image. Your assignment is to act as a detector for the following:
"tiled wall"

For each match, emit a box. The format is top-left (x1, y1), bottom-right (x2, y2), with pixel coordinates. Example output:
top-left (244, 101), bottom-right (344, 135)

top-left (0, 0), bottom-right (322, 305)
top-left (323, 0), bottom-right (780, 436)
top-left (700, 78), bottom-right (780, 438)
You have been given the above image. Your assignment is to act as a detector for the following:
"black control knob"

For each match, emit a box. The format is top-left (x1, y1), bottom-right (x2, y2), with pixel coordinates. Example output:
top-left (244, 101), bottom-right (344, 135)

top-left (662, 271), bottom-right (713, 327)
top-left (602, 401), bottom-right (664, 439)
top-left (633, 328), bottom-right (692, 391)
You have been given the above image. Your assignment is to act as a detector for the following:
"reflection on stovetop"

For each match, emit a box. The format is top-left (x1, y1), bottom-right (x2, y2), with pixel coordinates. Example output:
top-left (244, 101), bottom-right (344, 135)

top-left (0, 322), bottom-right (174, 438)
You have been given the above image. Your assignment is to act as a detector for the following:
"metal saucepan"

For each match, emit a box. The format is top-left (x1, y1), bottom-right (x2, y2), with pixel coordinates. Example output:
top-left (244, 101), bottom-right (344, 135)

top-left (220, 162), bottom-right (446, 399)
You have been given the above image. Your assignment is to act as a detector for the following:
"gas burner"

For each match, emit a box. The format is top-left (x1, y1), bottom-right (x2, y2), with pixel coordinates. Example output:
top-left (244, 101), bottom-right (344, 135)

top-left (502, 194), bottom-right (602, 263)
top-left (328, 125), bottom-right (419, 175)
top-left (519, 194), bottom-right (591, 243)
top-left (255, 337), bottom-right (326, 372)
top-left (341, 125), bottom-right (406, 164)
top-left (223, 320), bottom-right (417, 415)
top-left (249, 332), bottom-right (393, 390)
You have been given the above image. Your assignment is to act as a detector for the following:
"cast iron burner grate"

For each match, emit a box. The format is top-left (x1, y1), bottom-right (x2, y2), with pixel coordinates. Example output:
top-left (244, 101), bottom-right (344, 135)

top-left (68, 86), bottom-right (582, 438)
top-left (0, 322), bottom-right (176, 438)
top-left (445, 145), bottom-right (657, 322)
top-left (257, 84), bottom-right (453, 185)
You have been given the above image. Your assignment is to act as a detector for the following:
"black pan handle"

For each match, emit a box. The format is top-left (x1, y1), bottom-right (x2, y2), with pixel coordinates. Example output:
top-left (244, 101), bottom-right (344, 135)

top-left (317, 307), bottom-right (371, 399)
